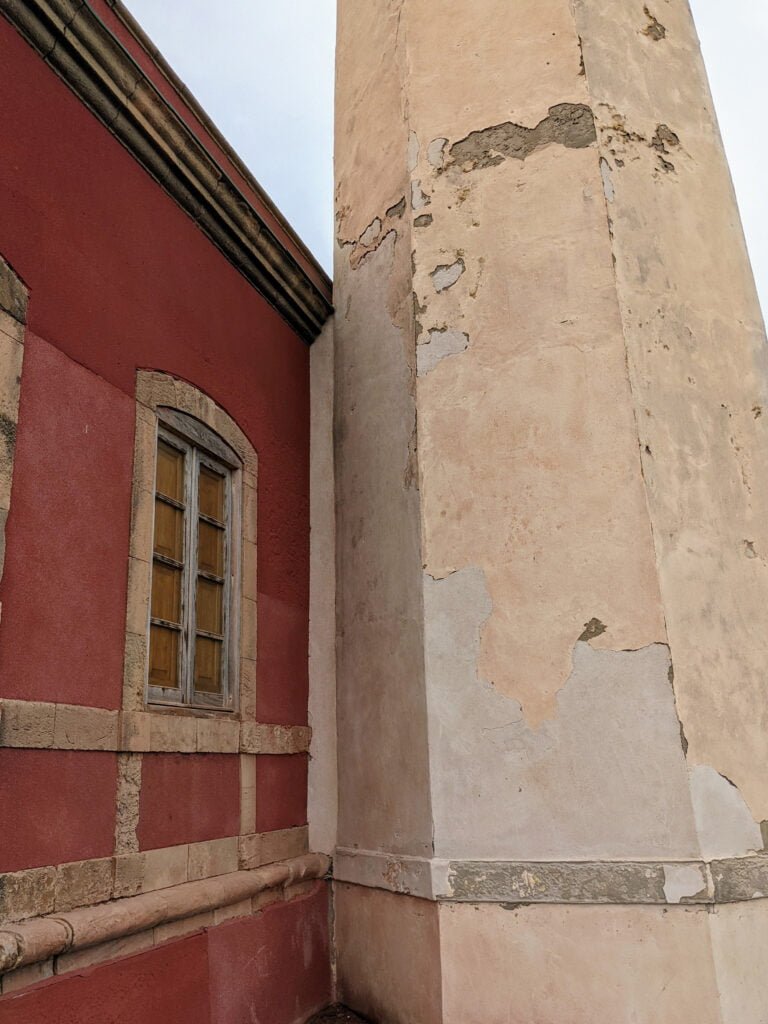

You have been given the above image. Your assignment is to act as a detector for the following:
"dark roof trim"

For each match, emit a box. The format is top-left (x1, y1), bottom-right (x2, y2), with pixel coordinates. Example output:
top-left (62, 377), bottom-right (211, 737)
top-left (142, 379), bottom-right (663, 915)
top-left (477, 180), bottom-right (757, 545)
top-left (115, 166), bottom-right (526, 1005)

top-left (0, 0), bottom-right (333, 343)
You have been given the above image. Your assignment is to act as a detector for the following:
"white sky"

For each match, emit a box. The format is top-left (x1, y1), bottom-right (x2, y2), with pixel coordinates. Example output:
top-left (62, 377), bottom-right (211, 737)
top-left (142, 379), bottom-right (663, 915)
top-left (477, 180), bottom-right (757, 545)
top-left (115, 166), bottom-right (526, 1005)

top-left (125, 0), bottom-right (766, 321)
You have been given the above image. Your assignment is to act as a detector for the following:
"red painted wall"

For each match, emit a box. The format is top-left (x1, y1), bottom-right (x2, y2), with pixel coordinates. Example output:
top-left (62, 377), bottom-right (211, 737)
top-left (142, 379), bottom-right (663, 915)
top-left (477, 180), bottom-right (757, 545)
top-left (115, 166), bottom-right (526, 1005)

top-left (0, 749), bottom-right (117, 873)
top-left (0, 333), bottom-right (134, 710)
top-left (0, 15), bottom-right (312, 727)
top-left (138, 754), bottom-right (241, 851)
top-left (0, 11), bottom-right (330, 1019)
top-left (0, 886), bottom-right (332, 1024)
top-left (256, 754), bottom-right (309, 833)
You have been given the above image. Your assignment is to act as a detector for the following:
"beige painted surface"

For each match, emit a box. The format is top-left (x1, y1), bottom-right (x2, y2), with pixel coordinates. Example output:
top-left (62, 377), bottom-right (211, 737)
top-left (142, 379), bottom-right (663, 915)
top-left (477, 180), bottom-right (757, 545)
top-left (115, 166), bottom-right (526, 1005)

top-left (333, 225), bottom-right (433, 858)
top-left (334, 0), bottom-right (768, 1017)
top-left (710, 900), bottom-right (768, 1024)
top-left (335, 883), bottom-right (441, 1024)
top-left (439, 902), bottom-right (721, 1024)
top-left (308, 319), bottom-right (338, 855)
top-left (573, 0), bottom-right (768, 818)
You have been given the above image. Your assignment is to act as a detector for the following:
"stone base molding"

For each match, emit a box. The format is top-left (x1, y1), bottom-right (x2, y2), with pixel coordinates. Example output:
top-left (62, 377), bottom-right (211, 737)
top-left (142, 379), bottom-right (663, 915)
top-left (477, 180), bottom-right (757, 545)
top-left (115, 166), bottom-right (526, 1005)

top-left (334, 848), bottom-right (768, 906)
top-left (0, 827), bottom-right (309, 925)
top-left (0, 699), bottom-right (310, 754)
top-left (0, 852), bottom-right (330, 983)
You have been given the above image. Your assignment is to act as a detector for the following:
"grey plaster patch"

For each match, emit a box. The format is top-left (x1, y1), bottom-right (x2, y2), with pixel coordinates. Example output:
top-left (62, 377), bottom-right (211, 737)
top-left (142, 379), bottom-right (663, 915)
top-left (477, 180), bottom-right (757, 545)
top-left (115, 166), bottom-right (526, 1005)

top-left (689, 765), bottom-right (762, 860)
top-left (427, 137), bottom-right (448, 170)
top-left (430, 259), bottom-right (465, 293)
top-left (423, 568), bottom-right (700, 860)
top-left (663, 862), bottom-right (710, 904)
top-left (417, 329), bottom-right (469, 376)
top-left (600, 158), bottom-right (615, 202)
top-left (411, 180), bottom-right (431, 211)
top-left (450, 103), bottom-right (596, 172)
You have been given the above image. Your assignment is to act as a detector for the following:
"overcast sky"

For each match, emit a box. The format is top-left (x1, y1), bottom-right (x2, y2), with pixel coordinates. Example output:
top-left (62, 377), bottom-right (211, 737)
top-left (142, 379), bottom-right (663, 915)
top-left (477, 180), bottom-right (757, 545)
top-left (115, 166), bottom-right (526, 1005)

top-left (125, 1), bottom-right (766, 321)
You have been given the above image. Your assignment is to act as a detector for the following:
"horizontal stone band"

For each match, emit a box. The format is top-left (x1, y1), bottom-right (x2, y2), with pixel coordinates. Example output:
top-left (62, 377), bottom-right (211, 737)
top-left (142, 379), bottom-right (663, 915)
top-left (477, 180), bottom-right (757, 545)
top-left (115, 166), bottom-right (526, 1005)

top-left (0, 699), bottom-right (311, 754)
top-left (0, 852), bottom-right (330, 976)
top-left (1, 828), bottom-right (310, 925)
top-left (335, 848), bottom-right (768, 906)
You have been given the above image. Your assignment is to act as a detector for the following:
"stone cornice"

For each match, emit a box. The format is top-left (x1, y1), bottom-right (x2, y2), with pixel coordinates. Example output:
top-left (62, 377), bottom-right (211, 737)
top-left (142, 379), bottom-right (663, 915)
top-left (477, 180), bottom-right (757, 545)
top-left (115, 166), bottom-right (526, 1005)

top-left (334, 848), bottom-right (768, 906)
top-left (0, 0), bottom-right (333, 343)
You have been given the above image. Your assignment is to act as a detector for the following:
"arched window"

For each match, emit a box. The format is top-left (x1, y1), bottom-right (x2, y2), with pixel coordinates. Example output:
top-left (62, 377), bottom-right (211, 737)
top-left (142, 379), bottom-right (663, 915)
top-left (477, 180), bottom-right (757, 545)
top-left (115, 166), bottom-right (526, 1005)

top-left (123, 372), bottom-right (258, 718)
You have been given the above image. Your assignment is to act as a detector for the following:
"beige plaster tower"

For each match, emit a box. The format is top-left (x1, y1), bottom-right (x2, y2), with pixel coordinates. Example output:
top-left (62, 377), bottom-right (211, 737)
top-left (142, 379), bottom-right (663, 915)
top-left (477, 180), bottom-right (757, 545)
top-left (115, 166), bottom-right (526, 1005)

top-left (332, 1), bottom-right (768, 1020)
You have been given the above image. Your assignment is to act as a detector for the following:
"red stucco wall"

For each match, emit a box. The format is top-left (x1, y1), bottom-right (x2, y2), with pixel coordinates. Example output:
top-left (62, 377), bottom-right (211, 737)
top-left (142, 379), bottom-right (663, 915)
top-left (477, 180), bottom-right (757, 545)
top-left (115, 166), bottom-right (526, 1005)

top-left (0, 885), bottom-right (331, 1024)
top-left (0, 9), bottom-right (329, 1020)
top-left (138, 754), bottom-right (241, 851)
top-left (0, 15), bottom-right (311, 728)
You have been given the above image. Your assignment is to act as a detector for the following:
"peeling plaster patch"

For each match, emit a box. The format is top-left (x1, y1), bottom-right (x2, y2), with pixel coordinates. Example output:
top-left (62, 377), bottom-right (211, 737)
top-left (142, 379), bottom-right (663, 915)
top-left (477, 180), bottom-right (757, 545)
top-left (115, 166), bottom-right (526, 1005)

top-left (417, 329), bottom-right (469, 377)
top-left (359, 217), bottom-right (382, 247)
top-left (600, 158), bottom-right (615, 202)
top-left (642, 6), bottom-right (666, 41)
top-left (414, 214), bottom-right (433, 228)
top-left (341, 197), bottom-right (406, 268)
top-left (423, 568), bottom-right (700, 860)
top-left (411, 180), bottom-right (431, 211)
top-left (430, 258), bottom-right (465, 293)
top-left (450, 103), bottom-right (596, 172)
top-left (407, 130), bottom-right (420, 173)
top-left (663, 863), bottom-right (709, 904)
top-left (386, 197), bottom-right (407, 219)
top-left (689, 765), bottom-right (762, 860)
top-left (427, 137), bottom-right (448, 170)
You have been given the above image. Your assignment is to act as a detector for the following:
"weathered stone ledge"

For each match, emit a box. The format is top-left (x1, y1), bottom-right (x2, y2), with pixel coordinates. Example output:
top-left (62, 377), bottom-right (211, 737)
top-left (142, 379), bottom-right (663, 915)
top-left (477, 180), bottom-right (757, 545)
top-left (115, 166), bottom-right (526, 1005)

top-left (0, 699), bottom-right (311, 754)
top-left (0, 852), bottom-right (330, 977)
top-left (335, 848), bottom-right (768, 906)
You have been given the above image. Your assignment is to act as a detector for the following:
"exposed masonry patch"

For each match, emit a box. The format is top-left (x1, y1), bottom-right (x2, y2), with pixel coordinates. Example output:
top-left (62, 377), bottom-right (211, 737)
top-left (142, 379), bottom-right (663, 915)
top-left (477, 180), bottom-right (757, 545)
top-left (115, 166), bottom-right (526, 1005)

top-left (642, 6), bottom-right (666, 41)
top-left (431, 258), bottom-right (465, 293)
top-left (417, 329), bottom-right (469, 377)
top-left (601, 112), bottom-right (681, 176)
top-left (449, 103), bottom-right (596, 172)
top-left (414, 214), bottom-right (433, 228)
top-left (578, 617), bottom-right (606, 642)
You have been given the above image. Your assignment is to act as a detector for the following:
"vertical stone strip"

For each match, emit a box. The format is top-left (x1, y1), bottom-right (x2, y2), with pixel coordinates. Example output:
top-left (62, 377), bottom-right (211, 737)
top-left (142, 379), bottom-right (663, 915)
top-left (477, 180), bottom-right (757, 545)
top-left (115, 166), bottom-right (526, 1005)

top-left (114, 753), bottom-right (142, 855)
top-left (0, 256), bottom-right (27, 594)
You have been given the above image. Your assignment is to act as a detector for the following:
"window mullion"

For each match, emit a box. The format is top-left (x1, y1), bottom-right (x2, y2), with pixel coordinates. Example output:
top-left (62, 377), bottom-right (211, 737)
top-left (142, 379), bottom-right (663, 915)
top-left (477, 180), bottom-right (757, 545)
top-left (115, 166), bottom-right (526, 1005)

top-left (183, 449), bottom-right (199, 706)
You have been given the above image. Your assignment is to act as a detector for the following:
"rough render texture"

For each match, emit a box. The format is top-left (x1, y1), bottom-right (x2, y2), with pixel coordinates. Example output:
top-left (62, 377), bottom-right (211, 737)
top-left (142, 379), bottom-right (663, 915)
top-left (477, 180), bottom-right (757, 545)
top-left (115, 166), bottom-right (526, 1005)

top-left (334, 0), bottom-right (768, 1019)
top-left (335, 0), bottom-right (768, 860)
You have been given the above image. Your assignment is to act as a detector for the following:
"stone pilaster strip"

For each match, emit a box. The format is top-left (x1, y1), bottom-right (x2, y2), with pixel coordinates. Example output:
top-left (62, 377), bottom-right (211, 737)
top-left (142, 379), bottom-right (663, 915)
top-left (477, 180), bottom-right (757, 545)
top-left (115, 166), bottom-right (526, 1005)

top-left (0, 700), bottom-right (311, 754)
top-left (0, 853), bottom-right (331, 978)
top-left (114, 753), bottom-right (142, 856)
top-left (0, 257), bottom-right (27, 588)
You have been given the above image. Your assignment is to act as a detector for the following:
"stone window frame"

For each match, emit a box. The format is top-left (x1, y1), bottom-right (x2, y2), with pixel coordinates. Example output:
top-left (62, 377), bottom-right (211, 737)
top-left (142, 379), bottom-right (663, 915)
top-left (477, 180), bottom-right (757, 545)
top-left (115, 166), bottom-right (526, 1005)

top-left (123, 371), bottom-right (257, 721)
